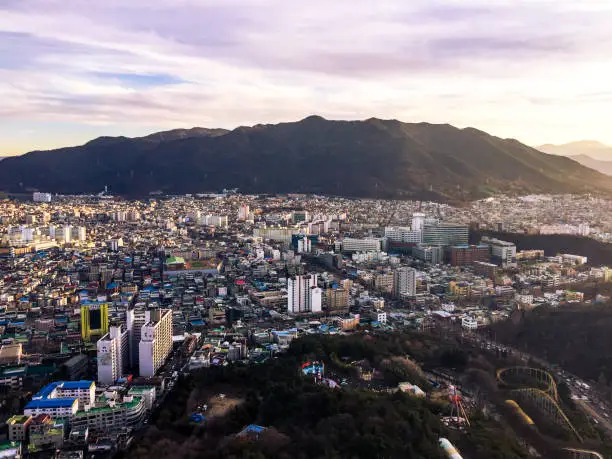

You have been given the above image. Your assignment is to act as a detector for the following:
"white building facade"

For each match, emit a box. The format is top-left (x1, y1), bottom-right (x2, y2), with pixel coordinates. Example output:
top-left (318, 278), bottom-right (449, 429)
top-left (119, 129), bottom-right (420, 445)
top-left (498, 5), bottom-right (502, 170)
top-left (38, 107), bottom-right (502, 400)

top-left (287, 274), bottom-right (322, 314)
top-left (138, 310), bottom-right (173, 377)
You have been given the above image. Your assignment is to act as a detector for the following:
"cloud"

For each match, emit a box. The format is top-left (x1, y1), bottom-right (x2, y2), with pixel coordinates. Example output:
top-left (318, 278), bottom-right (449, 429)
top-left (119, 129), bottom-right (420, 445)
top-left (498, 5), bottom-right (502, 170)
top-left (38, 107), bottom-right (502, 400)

top-left (0, 0), bottom-right (611, 152)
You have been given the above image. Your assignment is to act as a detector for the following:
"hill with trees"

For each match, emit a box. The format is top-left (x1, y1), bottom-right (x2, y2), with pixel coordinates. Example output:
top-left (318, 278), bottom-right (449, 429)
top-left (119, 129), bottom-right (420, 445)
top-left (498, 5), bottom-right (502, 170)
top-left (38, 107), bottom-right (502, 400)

top-left (492, 305), bottom-right (612, 388)
top-left (121, 332), bottom-right (536, 459)
top-left (1, 116), bottom-right (610, 200)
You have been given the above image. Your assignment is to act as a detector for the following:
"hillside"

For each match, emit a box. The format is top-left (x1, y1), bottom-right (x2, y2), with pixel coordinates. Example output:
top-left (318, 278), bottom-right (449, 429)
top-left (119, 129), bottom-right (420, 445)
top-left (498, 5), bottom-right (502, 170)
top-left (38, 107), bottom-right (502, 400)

top-left (1, 116), bottom-right (611, 199)
top-left (123, 332), bottom-right (532, 459)
top-left (492, 305), bottom-right (612, 385)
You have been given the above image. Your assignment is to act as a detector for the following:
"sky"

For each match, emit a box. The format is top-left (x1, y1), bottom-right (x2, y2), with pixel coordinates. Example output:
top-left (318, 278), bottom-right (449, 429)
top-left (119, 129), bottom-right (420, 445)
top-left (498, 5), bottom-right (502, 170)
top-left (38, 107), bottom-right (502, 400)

top-left (1, 0), bottom-right (612, 154)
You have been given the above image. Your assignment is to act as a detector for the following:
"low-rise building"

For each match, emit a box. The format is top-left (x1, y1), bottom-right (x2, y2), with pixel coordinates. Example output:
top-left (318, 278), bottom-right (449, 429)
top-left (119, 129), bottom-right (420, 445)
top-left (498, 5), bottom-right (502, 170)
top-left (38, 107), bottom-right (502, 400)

top-left (6, 415), bottom-right (31, 442)
top-left (70, 396), bottom-right (145, 434)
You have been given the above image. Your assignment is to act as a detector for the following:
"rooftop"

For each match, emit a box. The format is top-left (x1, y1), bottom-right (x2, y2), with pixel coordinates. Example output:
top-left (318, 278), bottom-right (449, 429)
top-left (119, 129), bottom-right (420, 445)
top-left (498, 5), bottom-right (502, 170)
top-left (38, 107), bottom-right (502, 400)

top-left (59, 380), bottom-right (94, 391)
top-left (72, 397), bottom-right (142, 417)
top-left (7, 415), bottom-right (30, 425)
top-left (26, 398), bottom-right (77, 409)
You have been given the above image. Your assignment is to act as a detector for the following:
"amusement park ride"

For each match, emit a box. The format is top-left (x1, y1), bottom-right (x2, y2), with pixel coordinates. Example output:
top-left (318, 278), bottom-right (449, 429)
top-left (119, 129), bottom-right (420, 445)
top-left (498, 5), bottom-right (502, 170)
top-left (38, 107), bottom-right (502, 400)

top-left (301, 361), bottom-right (339, 388)
top-left (448, 384), bottom-right (471, 427)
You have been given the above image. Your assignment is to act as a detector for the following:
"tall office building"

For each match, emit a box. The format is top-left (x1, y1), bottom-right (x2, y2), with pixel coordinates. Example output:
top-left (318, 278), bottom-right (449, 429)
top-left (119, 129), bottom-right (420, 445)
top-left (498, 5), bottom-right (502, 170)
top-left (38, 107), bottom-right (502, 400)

top-left (81, 303), bottom-right (109, 341)
top-left (287, 274), bottom-right (322, 314)
top-left (394, 267), bottom-right (417, 298)
top-left (423, 223), bottom-right (468, 246)
top-left (138, 310), bottom-right (173, 377)
top-left (97, 325), bottom-right (129, 385)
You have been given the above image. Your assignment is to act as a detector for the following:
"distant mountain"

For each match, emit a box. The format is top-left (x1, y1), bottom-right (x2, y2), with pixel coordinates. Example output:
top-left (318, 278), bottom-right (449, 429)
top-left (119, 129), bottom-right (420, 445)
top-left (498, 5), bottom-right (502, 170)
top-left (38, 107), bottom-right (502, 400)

top-left (538, 141), bottom-right (612, 161)
top-left (0, 116), bottom-right (611, 200)
top-left (566, 154), bottom-right (612, 176)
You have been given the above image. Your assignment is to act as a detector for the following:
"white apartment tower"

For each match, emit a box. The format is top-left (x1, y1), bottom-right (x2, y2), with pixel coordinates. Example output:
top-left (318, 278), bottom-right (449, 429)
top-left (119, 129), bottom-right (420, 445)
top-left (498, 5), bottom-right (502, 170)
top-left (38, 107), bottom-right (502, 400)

top-left (287, 274), bottom-right (322, 314)
top-left (238, 204), bottom-right (250, 221)
top-left (297, 237), bottom-right (312, 254)
top-left (97, 325), bottom-right (129, 385)
top-left (394, 267), bottom-right (417, 298)
top-left (76, 226), bottom-right (87, 242)
top-left (138, 310), bottom-right (173, 377)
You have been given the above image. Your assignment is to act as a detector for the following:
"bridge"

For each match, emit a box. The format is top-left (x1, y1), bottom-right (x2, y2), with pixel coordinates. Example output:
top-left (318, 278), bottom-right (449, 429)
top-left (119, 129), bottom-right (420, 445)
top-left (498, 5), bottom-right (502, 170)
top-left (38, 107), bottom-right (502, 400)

top-left (497, 366), bottom-right (582, 442)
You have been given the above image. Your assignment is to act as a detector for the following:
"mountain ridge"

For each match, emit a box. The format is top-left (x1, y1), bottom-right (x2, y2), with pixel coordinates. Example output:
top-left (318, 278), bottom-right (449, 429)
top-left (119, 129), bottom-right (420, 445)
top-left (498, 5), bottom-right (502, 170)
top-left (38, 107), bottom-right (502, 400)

top-left (567, 154), bottom-right (612, 176)
top-left (538, 140), bottom-right (612, 161)
top-left (1, 116), bottom-right (611, 200)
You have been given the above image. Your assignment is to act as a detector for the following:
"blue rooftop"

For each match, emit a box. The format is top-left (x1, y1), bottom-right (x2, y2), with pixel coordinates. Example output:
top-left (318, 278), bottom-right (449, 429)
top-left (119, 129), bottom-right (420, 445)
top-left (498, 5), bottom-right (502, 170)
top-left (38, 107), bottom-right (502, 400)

top-left (26, 398), bottom-right (77, 409)
top-left (245, 425), bottom-right (265, 434)
top-left (60, 381), bottom-right (94, 390)
top-left (35, 382), bottom-right (59, 399)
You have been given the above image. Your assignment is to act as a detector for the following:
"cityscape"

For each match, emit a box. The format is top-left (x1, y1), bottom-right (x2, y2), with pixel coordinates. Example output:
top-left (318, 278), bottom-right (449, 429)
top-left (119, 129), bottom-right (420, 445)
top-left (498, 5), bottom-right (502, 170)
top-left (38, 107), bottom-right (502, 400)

top-left (2, 0), bottom-right (612, 458)
top-left (0, 191), bottom-right (608, 457)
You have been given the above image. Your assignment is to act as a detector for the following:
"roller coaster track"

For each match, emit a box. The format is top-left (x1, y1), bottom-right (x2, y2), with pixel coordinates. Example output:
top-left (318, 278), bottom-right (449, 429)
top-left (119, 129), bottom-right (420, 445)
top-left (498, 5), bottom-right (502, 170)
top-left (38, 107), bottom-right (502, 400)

top-left (497, 367), bottom-right (582, 443)
top-left (563, 448), bottom-right (605, 459)
top-left (497, 367), bottom-right (559, 401)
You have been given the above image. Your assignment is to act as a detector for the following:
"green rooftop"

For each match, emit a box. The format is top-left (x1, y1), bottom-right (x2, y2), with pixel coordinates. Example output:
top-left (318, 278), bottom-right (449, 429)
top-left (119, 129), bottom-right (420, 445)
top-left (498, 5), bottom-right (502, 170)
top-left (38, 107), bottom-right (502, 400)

top-left (129, 386), bottom-right (154, 392)
top-left (167, 256), bottom-right (185, 265)
top-left (7, 415), bottom-right (30, 425)
top-left (73, 397), bottom-right (143, 417)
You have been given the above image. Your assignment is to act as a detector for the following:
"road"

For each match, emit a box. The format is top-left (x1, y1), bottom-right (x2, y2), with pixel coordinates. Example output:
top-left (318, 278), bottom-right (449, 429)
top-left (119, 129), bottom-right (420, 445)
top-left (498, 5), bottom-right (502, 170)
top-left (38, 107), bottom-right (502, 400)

top-left (575, 399), bottom-right (612, 438)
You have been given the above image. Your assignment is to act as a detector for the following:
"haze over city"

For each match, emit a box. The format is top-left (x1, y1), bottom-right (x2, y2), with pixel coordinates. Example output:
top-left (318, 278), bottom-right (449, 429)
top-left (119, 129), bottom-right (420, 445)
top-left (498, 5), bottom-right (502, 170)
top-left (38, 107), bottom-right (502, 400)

top-left (1, 0), bottom-right (612, 154)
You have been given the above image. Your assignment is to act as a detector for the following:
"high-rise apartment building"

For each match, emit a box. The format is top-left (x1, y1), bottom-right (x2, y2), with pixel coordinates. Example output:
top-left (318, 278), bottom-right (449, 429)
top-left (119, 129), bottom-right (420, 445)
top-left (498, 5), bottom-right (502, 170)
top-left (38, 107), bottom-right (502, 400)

top-left (287, 274), bottom-right (322, 314)
top-left (238, 204), bottom-right (250, 221)
top-left (81, 303), bottom-right (109, 341)
top-left (75, 226), bottom-right (87, 242)
top-left (126, 309), bottom-right (147, 369)
top-left (394, 267), bottom-right (417, 298)
top-left (138, 310), bottom-right (173, 377)
top-left (97, 325), bottom-right (129, 385)
top-left (297, 237), bottom-right (312, 253)
top-left (374, 273), bottom-right (394, 294)
top-left (324, 287), bottom-right (349, 313)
